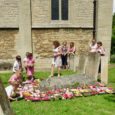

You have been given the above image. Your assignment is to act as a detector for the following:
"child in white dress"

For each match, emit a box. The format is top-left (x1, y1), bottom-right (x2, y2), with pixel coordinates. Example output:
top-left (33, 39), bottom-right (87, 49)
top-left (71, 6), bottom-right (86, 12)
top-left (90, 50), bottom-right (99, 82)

top-left (50, 41), bottom-right (62, 77)
top-left (13, 55), bottom-right (22, 73)
top-left (5, 85), bottom-right (18, 101)
top-left (89, 39), bottom-right (97, 53)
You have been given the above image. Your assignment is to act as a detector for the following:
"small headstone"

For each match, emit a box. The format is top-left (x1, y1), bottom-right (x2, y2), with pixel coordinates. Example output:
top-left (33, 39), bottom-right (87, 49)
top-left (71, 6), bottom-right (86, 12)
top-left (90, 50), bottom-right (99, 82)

top-left (85, 53), bottom-right (100, 80)
top-left (78, 54), bottom-right (87, 74)
top-left (101, 56), bottom-right (108, 84)
top-left (69, 55), bottom-right (78, 72)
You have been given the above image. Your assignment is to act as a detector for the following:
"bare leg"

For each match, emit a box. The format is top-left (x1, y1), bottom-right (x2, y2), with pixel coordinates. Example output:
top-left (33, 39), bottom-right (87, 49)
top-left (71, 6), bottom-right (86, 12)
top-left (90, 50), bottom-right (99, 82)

top-left (9, 96), bottom-right (17, 101)
top-left (50, 64), bottom-right (54, 77)
top-left (67, 55), bottom-right (70, 69)
top-left (58, 67), bottom-right (61, 77)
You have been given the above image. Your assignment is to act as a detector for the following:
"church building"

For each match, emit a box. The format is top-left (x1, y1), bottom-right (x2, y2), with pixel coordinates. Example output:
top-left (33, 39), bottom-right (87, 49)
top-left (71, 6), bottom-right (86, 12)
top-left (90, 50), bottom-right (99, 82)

top-left (0, 0), bottom-right (113, 70)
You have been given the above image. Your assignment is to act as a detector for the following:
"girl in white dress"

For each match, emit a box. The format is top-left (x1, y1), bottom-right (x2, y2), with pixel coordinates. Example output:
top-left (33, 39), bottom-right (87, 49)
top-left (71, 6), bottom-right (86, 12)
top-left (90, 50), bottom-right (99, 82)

top-left (50, 41), bottom-right (62, 77)
top-left (89, 39), bottom-right (97, 53)
top-left (13, 55), bottom-right (22, 73)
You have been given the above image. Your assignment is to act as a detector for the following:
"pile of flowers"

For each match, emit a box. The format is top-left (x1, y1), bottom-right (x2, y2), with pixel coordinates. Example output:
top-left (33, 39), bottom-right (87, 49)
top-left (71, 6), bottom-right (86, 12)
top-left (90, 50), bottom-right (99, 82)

top-left (18, 81), bottom-right (114, 102)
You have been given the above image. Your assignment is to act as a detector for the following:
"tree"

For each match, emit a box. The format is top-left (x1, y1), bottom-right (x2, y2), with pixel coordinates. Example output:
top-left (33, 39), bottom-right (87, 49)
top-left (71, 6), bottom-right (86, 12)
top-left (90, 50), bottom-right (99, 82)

top-left (111, 13), bottom-right (115, 54)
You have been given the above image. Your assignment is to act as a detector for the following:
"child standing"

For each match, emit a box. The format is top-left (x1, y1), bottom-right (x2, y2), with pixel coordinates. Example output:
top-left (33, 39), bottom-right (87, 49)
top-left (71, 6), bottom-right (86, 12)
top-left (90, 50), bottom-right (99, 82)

top-left (68, 42), bottom-right (76, 55)
top-left (23, 52), bottom-right (30, 73)
top-left (13, 55), bottom-right (22, 73)
top-left (89, 39), bottom-right (97, 53)
top-left (96, 41), bottom-right (105, 56)
top-left (61, 41), bottom-right (68, 69)
top-left (67, 42), bottom-right (76, 68)
top-left (96, 41), bottom-right (105, 75)
top-left (26, 53), bottom-right (35, 81)
top-left (50, 41), bottom-right (62, 77)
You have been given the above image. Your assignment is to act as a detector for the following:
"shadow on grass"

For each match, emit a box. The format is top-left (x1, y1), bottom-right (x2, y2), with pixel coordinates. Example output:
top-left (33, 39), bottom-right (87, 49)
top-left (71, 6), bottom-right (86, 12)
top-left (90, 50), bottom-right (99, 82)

top-left (54, 73), bottom-right (62, 76)
top-left (104, 94), bottom-right (115, 103)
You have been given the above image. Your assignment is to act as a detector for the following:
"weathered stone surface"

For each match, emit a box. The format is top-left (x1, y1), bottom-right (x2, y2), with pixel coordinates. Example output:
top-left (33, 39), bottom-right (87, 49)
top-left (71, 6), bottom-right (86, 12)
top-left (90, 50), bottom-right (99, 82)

top-left (32, 29), bottom-right (93, 57)
top-left (85, 53), bottom-right (100, 80)
top-left (32, 29), bottom-right (92, 69)
top-left (69, 55), bottom-right (79, 72)
top-left (0, 30), bottom-right (18, 59)
top-left (0, 79), bottom-right (14, 115)
top-left (96, 0), bottom-right (113, 59)
top-left (39, 74), bottom-right (95, 90)
top-left (0, 0), bottom-right (19, 27)
top-left (0, 0), bottom-right (93, 28)
top-left (18, 0), bottom-right (32, 58)
top-left (32, 0), bottom-right (93, 28)
top-left (101, 56), bottom-right (108, 84)
top-left (78, 54), bottom-right (87, 74)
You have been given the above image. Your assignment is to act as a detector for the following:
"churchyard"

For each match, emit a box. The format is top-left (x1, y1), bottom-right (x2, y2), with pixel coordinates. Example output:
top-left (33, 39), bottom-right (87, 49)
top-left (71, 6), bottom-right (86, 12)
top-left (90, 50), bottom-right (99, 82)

top-left (0, 65), bottom-right (115, 115)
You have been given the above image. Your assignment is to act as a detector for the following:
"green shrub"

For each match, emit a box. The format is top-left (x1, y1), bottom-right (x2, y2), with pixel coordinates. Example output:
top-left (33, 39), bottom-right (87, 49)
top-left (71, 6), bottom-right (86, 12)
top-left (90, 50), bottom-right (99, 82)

top-left (110, 55), bottom-right (115, 63)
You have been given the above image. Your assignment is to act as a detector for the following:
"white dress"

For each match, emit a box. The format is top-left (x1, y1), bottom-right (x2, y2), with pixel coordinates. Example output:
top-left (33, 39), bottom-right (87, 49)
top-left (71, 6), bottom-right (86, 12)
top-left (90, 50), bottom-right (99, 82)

top-left (13, 60), bottom-right (20, 73)
top-left (89, 43), bottom-right (97, 53)
top-left (52, 47), bottom-right (62, 67)
top-left (5, 85), bottom-right (15, 97)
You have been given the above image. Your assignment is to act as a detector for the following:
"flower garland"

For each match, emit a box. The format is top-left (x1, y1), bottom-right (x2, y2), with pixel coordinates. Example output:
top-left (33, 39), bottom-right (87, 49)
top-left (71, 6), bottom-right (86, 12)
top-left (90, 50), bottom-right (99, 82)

top-left (18, 80), bottom-right (114, 102)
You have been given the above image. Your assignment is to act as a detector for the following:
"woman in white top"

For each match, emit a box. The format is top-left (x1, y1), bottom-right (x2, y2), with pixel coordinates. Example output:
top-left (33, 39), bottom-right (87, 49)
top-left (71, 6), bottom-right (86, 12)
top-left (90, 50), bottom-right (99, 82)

top-left (50, 41), bottom-right (62, 77)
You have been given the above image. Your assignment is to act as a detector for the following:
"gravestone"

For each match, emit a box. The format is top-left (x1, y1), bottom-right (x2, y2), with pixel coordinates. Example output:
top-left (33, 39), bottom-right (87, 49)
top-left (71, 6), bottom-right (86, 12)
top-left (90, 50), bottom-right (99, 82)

top-left (69, 54), bottom-right (78, 72)
top-left (101, 56), bottom-right (108, 84)
top-left (85, 53), bottom-right (100, 80)
top-left (39, 74), bottom-right (94, 90)
top-left (39, 52), bottom-right (108, 90)
top-left (78, 54), bottom-right (87, 74)
top-left (0, 79), bottom-right (14, 115)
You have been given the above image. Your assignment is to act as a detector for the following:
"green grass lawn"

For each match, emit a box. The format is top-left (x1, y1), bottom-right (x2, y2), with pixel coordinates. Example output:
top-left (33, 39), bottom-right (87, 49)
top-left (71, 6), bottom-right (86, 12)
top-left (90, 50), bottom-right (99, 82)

top-left (0, 68), bottom-right (115, 115)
